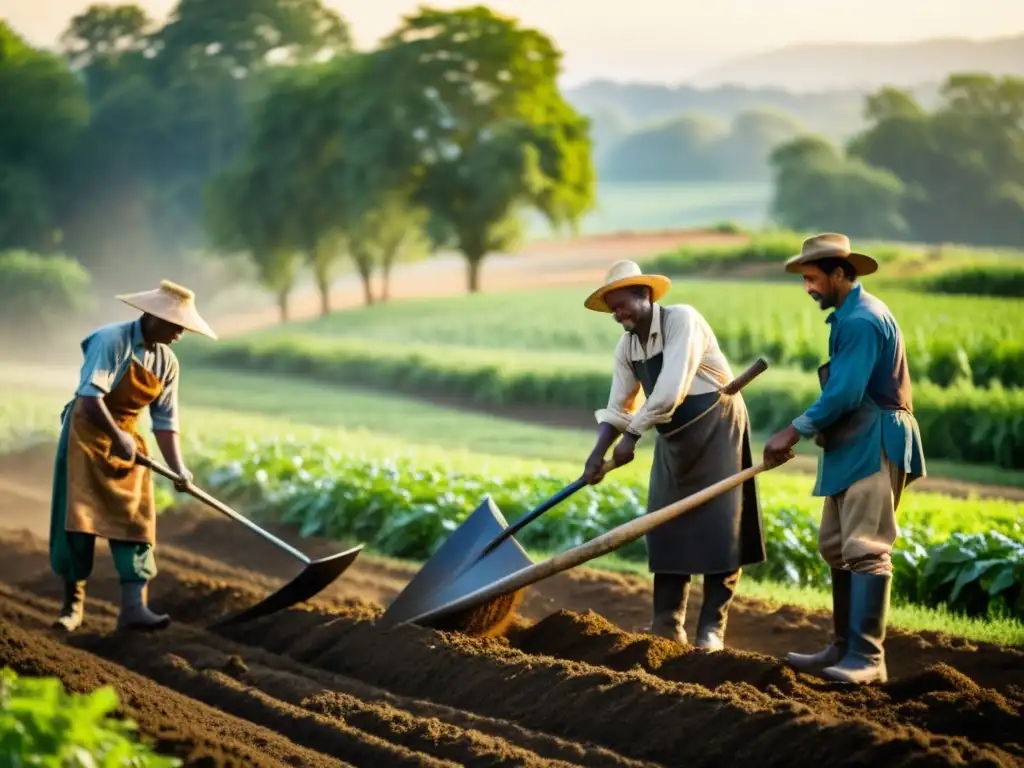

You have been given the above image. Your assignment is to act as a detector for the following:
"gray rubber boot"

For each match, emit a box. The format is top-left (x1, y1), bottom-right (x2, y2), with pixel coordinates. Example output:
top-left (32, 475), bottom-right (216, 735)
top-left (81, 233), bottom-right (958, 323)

top-left (648, 573), bottom-right (690, 644)
top-left (822, 572), bottom-right (891, 684)
top-left (694, 571), bottom-right (740, 651)
top-left (117, 581), bottom-right (170, 631)
top-left (53, 580), bottom-right (86, 632)
top-left (787, 568), bottom-right (851, 670)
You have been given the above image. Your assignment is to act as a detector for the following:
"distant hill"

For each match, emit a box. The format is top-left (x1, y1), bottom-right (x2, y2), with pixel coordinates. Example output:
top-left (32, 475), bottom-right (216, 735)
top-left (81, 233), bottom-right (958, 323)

top-left (688, 34), bottom-right (1024, 91)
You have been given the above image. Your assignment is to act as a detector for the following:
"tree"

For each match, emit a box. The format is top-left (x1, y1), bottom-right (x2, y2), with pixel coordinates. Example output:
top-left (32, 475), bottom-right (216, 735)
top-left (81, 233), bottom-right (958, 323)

top-left (0, 23), bottom-right (89, 252)
top-left (358, 6), bottom-right (595, 293)
top-left (769, 135), bottom-right (907, 238)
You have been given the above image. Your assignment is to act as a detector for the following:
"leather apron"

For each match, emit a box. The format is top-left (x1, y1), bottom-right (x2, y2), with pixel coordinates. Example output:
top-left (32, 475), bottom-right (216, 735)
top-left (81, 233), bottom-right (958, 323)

top-left (64, 359), bottom-right (163, 545)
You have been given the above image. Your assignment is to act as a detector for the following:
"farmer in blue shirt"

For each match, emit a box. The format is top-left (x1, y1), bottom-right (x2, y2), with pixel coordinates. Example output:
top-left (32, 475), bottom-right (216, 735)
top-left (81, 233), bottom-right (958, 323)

top-left (763, 233), bottom-right (925, 685)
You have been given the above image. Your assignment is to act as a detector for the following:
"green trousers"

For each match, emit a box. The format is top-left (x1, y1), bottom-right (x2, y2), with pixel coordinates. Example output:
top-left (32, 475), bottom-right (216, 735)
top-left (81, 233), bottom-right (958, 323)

top-left (49, 407), bottom-right (157, 584)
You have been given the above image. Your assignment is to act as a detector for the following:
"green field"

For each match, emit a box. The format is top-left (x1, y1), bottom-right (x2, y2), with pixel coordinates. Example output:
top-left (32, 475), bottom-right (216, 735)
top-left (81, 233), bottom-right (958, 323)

top-left (241, 280), bottom-right (1023, 390)
top-left (524, 180), bottom-right (772, 237)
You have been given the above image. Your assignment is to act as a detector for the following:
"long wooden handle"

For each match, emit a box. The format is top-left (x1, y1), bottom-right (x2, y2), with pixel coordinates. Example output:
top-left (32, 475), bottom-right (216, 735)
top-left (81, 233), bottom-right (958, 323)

top-left (721, 357), bottom-right (769, 395)
top-left (401, 456), bottom-right (789, 626)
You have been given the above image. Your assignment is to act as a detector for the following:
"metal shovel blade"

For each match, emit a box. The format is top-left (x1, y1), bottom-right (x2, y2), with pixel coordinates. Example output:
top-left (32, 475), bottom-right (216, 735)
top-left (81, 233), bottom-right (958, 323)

top-left (208, 545), bottom-right (364, 628)
top-left (377, 497), bottom-right (534, 630)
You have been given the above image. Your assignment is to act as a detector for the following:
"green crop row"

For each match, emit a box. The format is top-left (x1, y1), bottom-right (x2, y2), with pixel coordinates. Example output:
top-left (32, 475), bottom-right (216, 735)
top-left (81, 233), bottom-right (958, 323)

top-left (0, 667), bottom-right (180, 767)
top-left (188, 436), bottom-right (1024, 620)
top-left (249, 278), bottom-right (1024, 389)
top-left (918, 264), bottom-right (1024, 298)
top-left (189, 336), bottom-right (1024, 469)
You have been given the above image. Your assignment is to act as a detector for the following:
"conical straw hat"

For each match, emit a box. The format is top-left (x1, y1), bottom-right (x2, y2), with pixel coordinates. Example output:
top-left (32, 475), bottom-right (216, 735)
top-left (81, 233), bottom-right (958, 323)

top-left (584, 260), bottom-right (671, 313)
top-left (116, 280), bottom-right (218, 340)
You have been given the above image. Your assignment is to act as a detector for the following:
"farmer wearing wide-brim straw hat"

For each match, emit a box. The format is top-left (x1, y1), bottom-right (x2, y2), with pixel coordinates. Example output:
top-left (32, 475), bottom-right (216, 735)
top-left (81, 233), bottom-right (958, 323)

top-left (764, 233), bottom-right (925, 685)
top-left (50, 280), bottom-right (217, 634)
top-left (582, 260), bottom-right (765, 652)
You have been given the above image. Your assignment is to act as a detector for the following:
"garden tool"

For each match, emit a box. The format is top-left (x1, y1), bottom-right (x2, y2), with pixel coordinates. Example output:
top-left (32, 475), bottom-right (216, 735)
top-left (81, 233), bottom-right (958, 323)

top-left (378, 356), bottom-right (770, 633)
top-left (138, 455), bottom-right (363, 626)
top-left (385, 453), bottom-right (792, 632)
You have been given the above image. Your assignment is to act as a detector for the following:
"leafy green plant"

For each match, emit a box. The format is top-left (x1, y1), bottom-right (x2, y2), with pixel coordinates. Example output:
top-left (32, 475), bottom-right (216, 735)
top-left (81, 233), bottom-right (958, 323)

top-left (922, 532), bottom-right (1024, 619)
top-left (184, 435), bottom-right (1024, 618)
top-left (920, 263), bottom-right (1024, 299)
top-left (0, 667), bottom-right (180, 767)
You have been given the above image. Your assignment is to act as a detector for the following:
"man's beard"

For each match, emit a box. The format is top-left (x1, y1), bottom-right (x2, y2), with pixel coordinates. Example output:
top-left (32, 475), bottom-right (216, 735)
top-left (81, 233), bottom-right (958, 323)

top-left (809, 290), bottom-right (835, 310)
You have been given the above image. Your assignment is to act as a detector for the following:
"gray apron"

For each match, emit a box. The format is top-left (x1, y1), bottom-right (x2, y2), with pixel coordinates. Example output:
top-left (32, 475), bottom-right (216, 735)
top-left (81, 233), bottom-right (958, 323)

top-left (634, 353), bottom-right (766, 575)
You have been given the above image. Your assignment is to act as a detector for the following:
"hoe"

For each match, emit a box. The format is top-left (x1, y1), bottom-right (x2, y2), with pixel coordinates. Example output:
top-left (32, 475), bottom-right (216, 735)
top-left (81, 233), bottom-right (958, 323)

top-left (140, 456), bottom-right (363, 626)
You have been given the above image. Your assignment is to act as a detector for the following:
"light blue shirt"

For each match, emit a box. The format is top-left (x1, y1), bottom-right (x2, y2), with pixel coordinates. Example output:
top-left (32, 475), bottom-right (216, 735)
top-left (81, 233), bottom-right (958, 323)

top-left (72, 318), bottom-right (181, 432)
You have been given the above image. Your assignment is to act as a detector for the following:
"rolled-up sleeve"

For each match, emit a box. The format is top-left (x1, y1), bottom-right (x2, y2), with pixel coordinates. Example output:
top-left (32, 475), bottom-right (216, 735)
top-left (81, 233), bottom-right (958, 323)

top-left (75, 329), bottom-right (125, 397)
top-left (595, 336), bottom-right (643, 432)
top-left (148, 353), bottom-right (180, 432)
top-left (792, 318), bottom-right (880, 436)
top-left (627, 307), bottom-right (705, 434)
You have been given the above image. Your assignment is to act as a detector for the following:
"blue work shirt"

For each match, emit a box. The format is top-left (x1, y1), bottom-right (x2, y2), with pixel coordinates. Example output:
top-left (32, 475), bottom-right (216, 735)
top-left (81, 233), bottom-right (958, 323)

top-left (792, 283), bottom-right (926, 497)
top-left (67, 318), bottom-right (181, 432)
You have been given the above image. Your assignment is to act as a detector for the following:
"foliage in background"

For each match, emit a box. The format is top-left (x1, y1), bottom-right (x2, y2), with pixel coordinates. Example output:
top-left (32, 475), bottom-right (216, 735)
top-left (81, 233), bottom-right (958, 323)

top-left (187, 326), bottom-right (1024, 469)
top-left (188, 436), bottom-right (1024, 619)
top-left (0, 667), bottom-right (180, 767)
top-left (918, 264), bottom-right (1024, 298)
top-left (0, 250), bottom-right (95, 344)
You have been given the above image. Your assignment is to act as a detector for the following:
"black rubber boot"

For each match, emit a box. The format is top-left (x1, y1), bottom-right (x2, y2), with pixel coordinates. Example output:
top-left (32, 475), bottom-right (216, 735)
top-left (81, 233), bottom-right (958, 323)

top-left (117, 581), bottom-right (170, 631)
top-left (648, 573), bottom-right (690, 644)
top-left (787, 568), bottom-right (851, 670)
top-left (695, 570), bottom-right (740, 651)
top-left (822, 572), bottom-right (890, 684)
top-left (53, 580), bottom-right (86, 632)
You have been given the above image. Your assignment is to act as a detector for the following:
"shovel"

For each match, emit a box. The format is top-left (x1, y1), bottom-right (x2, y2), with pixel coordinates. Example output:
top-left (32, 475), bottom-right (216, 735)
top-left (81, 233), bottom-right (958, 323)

top-left (377, 356), bottom-right (770, 632)
top-left (138, 455), bottom-right (363, 626)
top-left (387, 454), bottom-right (792, 631)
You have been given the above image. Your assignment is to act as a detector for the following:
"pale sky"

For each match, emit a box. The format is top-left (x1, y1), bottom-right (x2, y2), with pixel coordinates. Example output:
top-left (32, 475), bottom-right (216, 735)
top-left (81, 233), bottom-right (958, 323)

top-left (2, 0), bottom-right (1020, 84)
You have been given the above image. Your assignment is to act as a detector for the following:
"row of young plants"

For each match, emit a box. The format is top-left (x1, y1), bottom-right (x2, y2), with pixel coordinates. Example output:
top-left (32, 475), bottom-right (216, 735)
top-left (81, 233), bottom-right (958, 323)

top-left (187, 337), bottom-right (1024, 469)
top-left (186, 436), bottom-right (1024, 621)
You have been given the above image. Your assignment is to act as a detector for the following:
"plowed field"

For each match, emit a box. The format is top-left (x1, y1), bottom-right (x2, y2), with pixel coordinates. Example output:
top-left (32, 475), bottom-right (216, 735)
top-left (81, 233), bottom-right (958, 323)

top-left (2, 446), bottom-right (1023, 766)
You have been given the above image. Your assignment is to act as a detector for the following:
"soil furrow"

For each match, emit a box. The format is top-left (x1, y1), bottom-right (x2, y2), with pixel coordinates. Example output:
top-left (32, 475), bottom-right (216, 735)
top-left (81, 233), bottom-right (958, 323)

top-left (0, 620), bottom-right (347, 767)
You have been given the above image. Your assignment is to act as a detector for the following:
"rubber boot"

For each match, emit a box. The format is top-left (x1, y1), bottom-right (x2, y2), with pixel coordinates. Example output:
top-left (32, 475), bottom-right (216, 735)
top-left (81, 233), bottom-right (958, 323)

top-left (694, 571), bottom-right (740, 651)
top-left (117, 581), bottom-right (170, 631)
top-left (786, 568), bottom-right (851, 670)
top-left (648, 573), bottom-right (690, 644)
top-left (53, 580), bottom-right (86, 632)
top-left (822, 572), bottom-right (890, 684)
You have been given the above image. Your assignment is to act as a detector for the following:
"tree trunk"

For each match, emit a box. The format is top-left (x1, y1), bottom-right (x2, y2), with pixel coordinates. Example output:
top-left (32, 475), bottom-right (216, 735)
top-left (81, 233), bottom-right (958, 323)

top-left (467, 256), bottom-right (482, 293)
top-left (381, 260), bottom-right (393, 302)
top-left (316, 271), bottom-right (331, 316)
top-left (357, 264), bottom-right (375, 306)
top-left (277, 289), bottom-right (290, 323)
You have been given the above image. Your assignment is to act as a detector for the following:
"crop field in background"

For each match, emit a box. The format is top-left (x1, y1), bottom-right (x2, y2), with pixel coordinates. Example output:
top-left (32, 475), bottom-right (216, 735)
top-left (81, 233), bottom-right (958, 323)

top-left (524, 180), bottom-right (772, 236)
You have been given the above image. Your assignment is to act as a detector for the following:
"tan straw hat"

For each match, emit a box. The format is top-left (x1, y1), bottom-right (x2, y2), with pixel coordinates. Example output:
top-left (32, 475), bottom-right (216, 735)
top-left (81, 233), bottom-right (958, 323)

top-left (784, 233), bottom-right (878, 276)
top-left (116, 280), bottom-right (218, 340)
top-left (584, 260), bottom-right (671, 313)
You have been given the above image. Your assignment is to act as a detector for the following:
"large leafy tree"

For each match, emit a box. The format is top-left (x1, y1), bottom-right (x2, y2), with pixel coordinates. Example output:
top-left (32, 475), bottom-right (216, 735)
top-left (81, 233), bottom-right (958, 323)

top-left (355, 6), bottom-right (595, 293)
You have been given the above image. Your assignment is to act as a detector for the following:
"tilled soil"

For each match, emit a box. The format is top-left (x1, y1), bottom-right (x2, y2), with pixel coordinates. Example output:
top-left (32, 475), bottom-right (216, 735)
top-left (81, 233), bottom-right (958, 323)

top-left (1, 524), bottom-right (1023, 767)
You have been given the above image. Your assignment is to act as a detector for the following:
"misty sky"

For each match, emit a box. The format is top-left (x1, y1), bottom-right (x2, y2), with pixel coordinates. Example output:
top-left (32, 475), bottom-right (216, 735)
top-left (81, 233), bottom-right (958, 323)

top-left (3, 0), bottom-right (1020, 83)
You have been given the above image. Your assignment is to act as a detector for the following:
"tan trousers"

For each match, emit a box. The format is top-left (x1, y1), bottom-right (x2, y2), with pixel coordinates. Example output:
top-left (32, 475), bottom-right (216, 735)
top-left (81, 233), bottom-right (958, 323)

top-left (818, 451), bottom-right (906, 575)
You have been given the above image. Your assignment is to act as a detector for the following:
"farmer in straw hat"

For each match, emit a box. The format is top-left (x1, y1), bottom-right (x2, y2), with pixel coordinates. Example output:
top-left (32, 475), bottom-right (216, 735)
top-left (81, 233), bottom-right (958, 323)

top-left (763, 234), bottom-right (925, 684)
top-left (581, 260), bottom-right (766, 651)
top-left (50, 280), bottom-right (217, 633)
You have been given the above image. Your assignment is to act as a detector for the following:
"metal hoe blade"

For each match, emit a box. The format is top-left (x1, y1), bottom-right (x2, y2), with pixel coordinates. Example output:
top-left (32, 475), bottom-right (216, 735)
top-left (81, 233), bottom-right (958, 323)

top-left (377, 496), bottom-right (533, 629)
top-left (209, 546), bottom-right (363, 627)
top-left (139, 455), bottom-right (364, 624)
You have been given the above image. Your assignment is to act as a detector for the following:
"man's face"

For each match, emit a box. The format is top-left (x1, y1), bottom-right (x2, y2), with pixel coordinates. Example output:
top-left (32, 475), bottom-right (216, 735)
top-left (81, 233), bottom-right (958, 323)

top-left (800, 265), bottom-right (842, 310)
top-left (146, 316), bottom-right (185, 345)
top-left (604, 287), bottom-right (649, 332)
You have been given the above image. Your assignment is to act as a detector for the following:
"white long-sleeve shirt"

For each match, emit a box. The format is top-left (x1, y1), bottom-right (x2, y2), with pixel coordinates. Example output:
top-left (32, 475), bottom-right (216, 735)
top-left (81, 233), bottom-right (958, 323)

top-left (595, 303), bottom-right (734, 435)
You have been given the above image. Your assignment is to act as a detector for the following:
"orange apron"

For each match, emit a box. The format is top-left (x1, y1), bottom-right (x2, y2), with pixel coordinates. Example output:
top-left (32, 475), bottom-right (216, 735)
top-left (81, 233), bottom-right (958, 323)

top-left (64, 359), bottom-right (163, 545)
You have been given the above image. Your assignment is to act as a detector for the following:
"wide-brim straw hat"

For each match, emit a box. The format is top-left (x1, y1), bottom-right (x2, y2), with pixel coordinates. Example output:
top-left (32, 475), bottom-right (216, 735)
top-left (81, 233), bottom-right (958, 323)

top-left (584, 260), bottom-right (671, 313)
top-left (116, 280), bottom-right (218, 340)
top-left (784, 233), bottom-right (878, 276)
